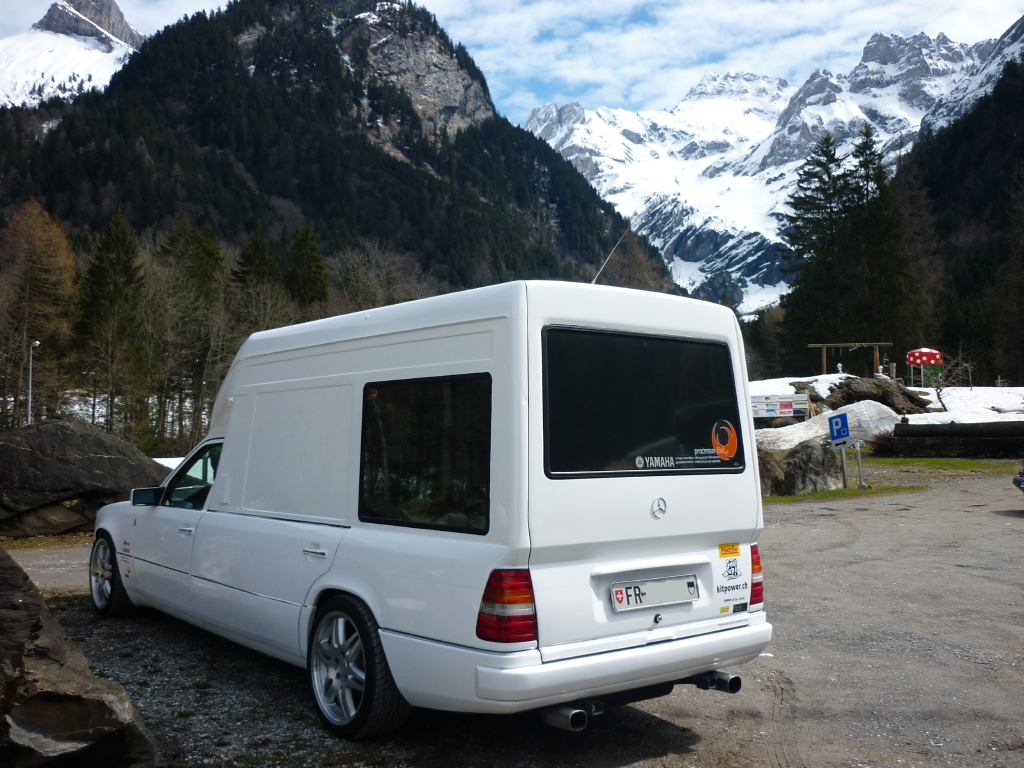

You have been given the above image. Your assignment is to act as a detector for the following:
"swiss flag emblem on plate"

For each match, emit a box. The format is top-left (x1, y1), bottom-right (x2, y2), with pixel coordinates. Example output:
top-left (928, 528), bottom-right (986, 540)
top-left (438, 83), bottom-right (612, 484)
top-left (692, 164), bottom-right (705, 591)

top-left (614, 588), bottom-right (625, 604)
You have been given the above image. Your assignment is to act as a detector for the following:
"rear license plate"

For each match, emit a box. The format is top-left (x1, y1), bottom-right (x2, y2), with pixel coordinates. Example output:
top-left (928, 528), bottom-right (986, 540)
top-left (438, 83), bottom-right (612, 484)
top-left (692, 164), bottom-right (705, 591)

top-left (609, 575), bottom-right (699, 612)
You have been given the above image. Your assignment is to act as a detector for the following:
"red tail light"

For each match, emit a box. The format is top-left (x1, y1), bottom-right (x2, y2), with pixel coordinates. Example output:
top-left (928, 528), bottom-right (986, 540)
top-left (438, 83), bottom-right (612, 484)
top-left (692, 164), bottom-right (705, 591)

top-left (750, 544), bottom-right (764, 610)
top-left (476, 569), bottom-right (537, 643)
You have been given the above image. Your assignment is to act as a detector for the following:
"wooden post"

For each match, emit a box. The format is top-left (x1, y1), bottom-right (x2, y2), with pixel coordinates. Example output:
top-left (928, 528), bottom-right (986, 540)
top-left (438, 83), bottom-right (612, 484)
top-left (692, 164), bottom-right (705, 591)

top-left (822, 346), bottom-right (827, 375)
top-left (873, 345), bottom-right (880, 375)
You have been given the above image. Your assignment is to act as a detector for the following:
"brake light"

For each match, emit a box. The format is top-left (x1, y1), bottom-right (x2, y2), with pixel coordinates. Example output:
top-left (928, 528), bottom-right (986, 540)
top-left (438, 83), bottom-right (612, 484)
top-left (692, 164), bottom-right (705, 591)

top-left (476, 569), bottom-right (537, 643)
top-left (750, 544), bottom-right (764, 610)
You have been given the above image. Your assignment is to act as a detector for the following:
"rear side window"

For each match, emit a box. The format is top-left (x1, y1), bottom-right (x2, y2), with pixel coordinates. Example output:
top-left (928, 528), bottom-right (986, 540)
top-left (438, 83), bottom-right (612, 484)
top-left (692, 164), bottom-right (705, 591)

top-left (359, 373), bottom-right (492, 534)
top-left (544, 328), bottom-right (744, 476)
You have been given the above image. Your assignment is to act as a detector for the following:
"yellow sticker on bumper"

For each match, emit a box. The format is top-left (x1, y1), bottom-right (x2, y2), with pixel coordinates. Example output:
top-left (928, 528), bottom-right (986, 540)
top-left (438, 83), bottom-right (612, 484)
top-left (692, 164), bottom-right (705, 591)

top-left (718, 542), bottom-right (741, 558)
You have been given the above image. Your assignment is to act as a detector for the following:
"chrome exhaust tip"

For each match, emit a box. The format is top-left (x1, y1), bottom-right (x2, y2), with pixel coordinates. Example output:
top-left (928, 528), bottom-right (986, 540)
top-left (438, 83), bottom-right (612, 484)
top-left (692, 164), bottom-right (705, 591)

top-left (690, 671), bottom-right (742, 694)
top-left (539, 704), bottom-right (589, 731)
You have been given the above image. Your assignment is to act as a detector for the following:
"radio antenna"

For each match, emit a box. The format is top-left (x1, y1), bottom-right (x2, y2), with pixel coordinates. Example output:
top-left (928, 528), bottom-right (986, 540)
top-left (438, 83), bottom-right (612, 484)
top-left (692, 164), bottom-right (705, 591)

top-left (591, 228), bottom-right (629, 285)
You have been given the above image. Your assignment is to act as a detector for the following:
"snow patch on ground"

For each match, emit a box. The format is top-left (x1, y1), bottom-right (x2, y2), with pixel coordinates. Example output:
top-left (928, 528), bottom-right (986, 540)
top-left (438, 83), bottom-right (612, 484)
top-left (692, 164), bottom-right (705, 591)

top-left (748, 373), bottom-right (856, 401)
top-left (905, 387), bottom-right (1024, 423)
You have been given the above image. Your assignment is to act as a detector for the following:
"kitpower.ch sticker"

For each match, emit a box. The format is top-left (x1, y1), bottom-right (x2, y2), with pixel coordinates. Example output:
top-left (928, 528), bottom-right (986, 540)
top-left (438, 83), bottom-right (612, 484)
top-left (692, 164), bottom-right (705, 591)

top-left (711, 419), bottom-right (738, 461)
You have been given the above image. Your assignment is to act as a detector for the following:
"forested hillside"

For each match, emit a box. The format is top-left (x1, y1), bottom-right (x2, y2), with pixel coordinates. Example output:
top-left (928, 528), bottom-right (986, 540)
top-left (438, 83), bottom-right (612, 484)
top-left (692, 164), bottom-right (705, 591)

top-left (0, 0), bottom-right (671, 453)
top-left (0, 0), bottom-right (663, 286)
top-left (745, 55), bottom-right (1024, 382)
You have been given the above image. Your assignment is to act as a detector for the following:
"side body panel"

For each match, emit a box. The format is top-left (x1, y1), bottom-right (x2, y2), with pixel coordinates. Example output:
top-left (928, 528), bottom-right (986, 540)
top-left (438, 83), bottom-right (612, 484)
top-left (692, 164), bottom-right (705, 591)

top-left (204, 282), bottom-right (531, 659)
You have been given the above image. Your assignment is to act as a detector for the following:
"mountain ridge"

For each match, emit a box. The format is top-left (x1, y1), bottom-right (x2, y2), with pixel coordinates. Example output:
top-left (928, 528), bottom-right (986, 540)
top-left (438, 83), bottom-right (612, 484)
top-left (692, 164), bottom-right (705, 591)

top-left (528, 18), bottom-right (1021, 312)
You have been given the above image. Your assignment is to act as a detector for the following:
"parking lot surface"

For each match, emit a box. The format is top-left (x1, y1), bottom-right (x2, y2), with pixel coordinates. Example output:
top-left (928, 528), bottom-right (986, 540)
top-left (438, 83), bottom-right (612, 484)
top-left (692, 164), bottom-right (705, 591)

top-left (31, 466), bottom-right (1024, 767)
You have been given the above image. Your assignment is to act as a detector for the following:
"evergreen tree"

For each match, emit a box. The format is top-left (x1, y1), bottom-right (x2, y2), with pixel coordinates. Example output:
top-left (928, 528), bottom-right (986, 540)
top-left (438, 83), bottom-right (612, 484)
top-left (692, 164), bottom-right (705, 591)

top-left (189, 223), bottom-right (228, 303)
top-left (79, 209), bottom-right (145, 430)
top-left (779, 134), bottom-right (852, 370)
top-left (233, 231), bottom-right (281, 285)
top-left (783, 133), bottom-right (848, 270)
top-left (285, 225), bottom-right (330, 307)
top-left (779, 128), bottom-right (922, 373)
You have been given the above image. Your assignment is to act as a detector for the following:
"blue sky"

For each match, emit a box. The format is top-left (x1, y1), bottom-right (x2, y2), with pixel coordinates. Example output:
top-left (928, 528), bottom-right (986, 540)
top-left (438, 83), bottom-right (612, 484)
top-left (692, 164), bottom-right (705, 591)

top-left (5, 0), bottom-right (1023, 124)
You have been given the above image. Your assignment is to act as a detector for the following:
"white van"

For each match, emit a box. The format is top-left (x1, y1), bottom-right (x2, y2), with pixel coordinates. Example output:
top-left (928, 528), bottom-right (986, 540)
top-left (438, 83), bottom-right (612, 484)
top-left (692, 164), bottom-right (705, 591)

top-left (90, 281), bottom-right (771, 738)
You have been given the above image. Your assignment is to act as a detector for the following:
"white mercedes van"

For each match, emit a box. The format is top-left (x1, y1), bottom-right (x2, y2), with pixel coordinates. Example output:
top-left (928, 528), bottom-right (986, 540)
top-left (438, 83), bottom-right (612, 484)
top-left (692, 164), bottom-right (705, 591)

top-left (90, 281), bottom-right (771, 738)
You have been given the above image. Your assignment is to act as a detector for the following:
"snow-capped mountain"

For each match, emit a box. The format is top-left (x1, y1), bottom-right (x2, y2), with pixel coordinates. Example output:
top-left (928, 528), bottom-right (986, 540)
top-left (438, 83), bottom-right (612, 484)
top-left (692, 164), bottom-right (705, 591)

top-left (528, 22), bottom-right (1018, 314)
top-left (0, 0), bottom-right (143, 109)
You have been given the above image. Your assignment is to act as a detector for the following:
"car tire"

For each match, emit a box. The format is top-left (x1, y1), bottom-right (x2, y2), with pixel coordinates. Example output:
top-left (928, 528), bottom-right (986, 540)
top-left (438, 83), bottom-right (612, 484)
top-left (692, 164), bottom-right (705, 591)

top-left (89, 531), bottom-right (135, 617)
top-left (308, 594), bottom-right (410, 739)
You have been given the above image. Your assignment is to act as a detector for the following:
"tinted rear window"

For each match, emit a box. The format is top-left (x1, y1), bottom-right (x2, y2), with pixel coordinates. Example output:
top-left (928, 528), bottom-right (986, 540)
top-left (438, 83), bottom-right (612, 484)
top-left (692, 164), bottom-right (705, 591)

top-left (359, 373), bottom-right (491, 534)
top-left (544, 328), bottom-right (744, 476)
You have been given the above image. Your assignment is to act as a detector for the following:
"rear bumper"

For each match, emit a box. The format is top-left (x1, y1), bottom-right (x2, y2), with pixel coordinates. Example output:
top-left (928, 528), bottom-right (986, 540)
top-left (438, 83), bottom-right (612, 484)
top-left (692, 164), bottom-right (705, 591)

top-left (381, 612), bottom-right (772, 714)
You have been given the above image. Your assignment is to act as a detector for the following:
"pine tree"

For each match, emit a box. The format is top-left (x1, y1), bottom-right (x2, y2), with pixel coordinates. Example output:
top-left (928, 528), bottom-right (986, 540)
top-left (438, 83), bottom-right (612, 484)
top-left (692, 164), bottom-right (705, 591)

top-left (285, 225), bottom-right (330, 307)
top-left (779, 134), bottom-right (853, 371)
top-left (233, 231), bottom-right (281, 285)
top-left (783, 133), bottom-right (848, 269)
top-left (189, 223), bottom-right (228, 302)
top-left (79, 209), bottom-right (145, 431)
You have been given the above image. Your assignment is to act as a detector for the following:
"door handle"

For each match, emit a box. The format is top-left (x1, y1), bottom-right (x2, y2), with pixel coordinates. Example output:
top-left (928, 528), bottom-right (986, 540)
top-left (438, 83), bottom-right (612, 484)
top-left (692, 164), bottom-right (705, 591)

top-left (179, 527), bottom-right (194, 535)
top-left (303, 547), bottom-right (328, 558)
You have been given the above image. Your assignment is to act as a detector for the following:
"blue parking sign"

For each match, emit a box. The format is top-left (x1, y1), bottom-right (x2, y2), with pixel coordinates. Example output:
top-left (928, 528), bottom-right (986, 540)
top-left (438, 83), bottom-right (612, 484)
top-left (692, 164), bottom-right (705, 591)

top-left (829, 412), bottom-right (850, 448)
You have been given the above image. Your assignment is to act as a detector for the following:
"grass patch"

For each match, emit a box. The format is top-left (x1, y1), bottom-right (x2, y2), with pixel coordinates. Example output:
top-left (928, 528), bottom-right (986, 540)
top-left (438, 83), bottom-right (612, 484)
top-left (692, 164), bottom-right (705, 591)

top-left (864, 457), bottom-right (1019, 473)
top-left (763, 485), bottom-right (928, 504)
top-left (41, 586), bottom-right (90, 599)
top-left (0, 531), bottom-right (93, 551)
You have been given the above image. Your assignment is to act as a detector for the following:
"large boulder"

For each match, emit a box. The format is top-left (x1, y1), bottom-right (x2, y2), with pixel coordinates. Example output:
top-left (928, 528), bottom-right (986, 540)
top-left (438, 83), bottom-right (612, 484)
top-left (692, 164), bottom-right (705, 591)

top-left (0, 419), bottom-right (167, 538)
top-left (824, 376), bottom-right (931, 414)
top-left (0, 548), bottom-right (158, 766)
top-left (782, 439), bottom-right (844, 495)
top-left (757, 451), bottom-right (786, 496)
top-left (755, 400), bottom-right (899, 453)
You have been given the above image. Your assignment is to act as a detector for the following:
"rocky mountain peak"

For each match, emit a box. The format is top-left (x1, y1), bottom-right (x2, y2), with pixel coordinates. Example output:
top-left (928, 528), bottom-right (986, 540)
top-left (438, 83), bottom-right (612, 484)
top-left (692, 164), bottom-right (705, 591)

top-left (33, 0), bottom-right (146, 50)
top-left (679, 71), bottom-right (790, 103)
top-left (334, 4), bottom-right (493, 139)
top-left (525, 102), bottom-right (585, 141)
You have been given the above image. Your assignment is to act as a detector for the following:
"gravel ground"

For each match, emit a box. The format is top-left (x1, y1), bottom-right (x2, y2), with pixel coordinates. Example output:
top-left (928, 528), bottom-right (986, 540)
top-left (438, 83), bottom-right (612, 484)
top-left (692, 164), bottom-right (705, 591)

top-left (30, 461), bottom-right (1024, 766)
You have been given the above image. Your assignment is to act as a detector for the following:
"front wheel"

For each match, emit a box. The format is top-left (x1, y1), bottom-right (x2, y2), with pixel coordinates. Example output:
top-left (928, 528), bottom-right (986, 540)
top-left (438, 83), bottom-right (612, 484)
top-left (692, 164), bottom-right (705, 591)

top-left (308, 595), bottom-right (409, 739)
top-left (89, 532), bottom-right (134, 616)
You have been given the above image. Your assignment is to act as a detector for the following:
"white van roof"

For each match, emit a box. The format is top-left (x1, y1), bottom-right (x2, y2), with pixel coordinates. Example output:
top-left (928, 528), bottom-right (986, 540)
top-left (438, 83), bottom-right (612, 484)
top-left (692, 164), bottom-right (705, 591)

top-left (234, 280), bottom-right (738, 362)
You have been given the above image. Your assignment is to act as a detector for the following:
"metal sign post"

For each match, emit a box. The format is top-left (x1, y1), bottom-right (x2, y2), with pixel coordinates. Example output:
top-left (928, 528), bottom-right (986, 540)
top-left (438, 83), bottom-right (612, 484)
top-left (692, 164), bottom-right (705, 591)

top-left (829, 413), bottom-right (851, 489)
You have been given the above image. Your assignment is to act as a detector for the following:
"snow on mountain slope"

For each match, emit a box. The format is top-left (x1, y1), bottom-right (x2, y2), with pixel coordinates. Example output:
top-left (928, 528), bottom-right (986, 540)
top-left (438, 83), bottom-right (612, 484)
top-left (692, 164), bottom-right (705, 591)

top-left (0, 0), bottom-right (142, 109)
top-left (527, 73), bottom-right (796, 312)
top-left (529, 26), bottom-right (1009, 314)
top-left (922, 16), bottom-right (1024, 131)
top-left (0, 29), bottom-right (130, 107)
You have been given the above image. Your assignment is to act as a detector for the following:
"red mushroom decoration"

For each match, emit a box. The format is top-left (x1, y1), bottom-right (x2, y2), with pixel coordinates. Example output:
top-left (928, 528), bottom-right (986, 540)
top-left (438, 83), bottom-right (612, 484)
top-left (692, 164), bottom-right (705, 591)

top-left (906, 348), bottom-right (942, 366)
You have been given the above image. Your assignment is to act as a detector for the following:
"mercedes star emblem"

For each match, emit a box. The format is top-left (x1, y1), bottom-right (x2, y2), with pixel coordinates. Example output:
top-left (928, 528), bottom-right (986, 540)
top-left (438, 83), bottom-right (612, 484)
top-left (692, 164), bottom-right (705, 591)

top-left (651, 497), bottom-right (667, 519)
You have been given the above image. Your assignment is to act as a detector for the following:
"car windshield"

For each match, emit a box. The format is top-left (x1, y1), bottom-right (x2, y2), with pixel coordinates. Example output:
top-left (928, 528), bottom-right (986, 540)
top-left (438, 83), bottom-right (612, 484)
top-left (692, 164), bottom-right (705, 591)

top-left (544, 328), bottom-right (744, 475)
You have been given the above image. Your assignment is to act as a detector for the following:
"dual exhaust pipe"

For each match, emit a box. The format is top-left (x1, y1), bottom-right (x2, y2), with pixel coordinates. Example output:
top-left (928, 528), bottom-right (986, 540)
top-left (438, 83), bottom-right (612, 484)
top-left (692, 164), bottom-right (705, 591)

top-left (538, 672), bottom-right (740, 731)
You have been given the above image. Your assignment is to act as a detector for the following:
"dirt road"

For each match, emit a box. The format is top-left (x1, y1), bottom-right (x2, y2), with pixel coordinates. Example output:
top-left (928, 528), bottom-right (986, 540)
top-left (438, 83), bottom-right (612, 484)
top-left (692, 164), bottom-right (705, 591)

top-left (18, 468), bottom-right (1024, 767)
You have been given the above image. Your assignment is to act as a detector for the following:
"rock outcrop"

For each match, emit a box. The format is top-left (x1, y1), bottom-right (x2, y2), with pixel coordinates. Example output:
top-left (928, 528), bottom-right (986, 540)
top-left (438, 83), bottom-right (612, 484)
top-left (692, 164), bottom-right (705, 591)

top-left (782, 439), bottom-right (844, 495)
top-left (824, 376), bottom-right (930, 414)
top-left (33, 0), bottom-right (146, 50)
top-left (0, 548), bottom-right (157, 766)
top-left (0, 419), bottom-right (167, 538)
top-left (757, 450), bottom-right (786, 496)
top-left (337, 8), bottom-right (494, 139)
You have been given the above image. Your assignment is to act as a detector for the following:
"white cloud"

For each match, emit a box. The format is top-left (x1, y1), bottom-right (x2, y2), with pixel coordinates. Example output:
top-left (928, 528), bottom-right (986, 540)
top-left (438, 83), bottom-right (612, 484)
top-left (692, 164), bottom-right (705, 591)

top-left (3, 0), bottom-right (1022, 124)
top-left (426, 0), bottom-right (1024, 123)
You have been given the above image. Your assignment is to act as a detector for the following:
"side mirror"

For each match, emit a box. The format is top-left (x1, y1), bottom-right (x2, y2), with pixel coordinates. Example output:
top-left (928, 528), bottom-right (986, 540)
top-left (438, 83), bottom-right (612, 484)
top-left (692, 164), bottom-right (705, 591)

top-left (132, 487), bottom-right (163, 506)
